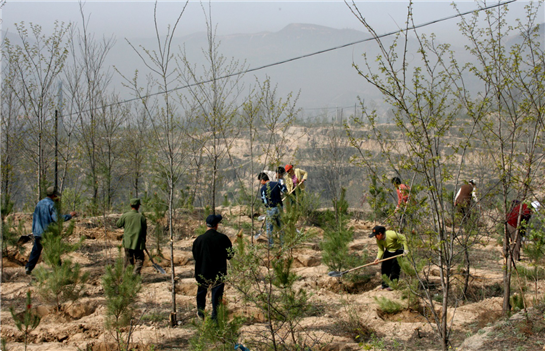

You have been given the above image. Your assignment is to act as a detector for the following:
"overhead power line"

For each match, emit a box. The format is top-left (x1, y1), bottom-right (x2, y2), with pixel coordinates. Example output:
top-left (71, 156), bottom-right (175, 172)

top-left (71, 0), bottom-right (517, 115)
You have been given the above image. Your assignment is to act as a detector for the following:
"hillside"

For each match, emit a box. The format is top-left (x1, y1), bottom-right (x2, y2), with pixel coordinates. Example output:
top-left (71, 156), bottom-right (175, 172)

top-left (2, 207), bottom-right (544, 350)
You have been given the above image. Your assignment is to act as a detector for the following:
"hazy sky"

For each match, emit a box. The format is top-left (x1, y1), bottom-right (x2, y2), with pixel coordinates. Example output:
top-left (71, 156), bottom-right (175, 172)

top-left (1, 1), bottom-right (540, 109)
top-left (1, 0), bottom-right (517, 40)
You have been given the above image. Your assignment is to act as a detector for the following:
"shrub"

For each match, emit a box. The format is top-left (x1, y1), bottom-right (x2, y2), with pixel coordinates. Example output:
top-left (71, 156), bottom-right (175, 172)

top-left (102, 251), bottom-right (142, 351)
top-left (189, 304), bottom-right (244, 351)
top-left (33, 217), bottom-right (88, 311)
top-left (321, 188), bottom-right (367, 277)
top-left (373, 296), bottom-right (403, 314)
top-left (10, 290), bottom-right (41, 351)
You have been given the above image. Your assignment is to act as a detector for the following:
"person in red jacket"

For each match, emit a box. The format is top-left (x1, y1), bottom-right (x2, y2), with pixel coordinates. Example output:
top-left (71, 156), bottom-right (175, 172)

top-left (391, 177), bottom-right (410, 213)
top-left (507, 200), bottom-right (540, 261)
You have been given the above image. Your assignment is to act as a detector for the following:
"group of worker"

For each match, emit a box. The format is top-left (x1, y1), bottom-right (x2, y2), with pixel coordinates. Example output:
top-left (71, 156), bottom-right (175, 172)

top-left (23, 171), bottom-right (541, 321)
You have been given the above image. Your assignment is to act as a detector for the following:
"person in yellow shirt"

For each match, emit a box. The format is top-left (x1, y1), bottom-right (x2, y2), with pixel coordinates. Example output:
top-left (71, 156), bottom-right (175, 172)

top-left (369, 225), bottom-right (408, 291)
top-left (284, 164), bottom-right (307, 195)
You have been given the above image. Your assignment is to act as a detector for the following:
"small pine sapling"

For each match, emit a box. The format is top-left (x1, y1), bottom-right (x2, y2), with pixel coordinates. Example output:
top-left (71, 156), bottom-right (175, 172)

top-left (33, 214), bottom-right (88, 312)
top-left (10, 290), bottom-right (41, 351)
top-left (102, 251), bottom-right (142, 351)
top-left (321, 188), bottom-right (367, 280)
top-left (373, 296), bottom-right (403, 314)
top-left (142, 192), bottom-right (168, 256)
top-left (228, 201), bottom-right (317, 349)
top-left (189, 303), bottom-right (244, 351)
top-left (2, 216), bottom-right (27, 258)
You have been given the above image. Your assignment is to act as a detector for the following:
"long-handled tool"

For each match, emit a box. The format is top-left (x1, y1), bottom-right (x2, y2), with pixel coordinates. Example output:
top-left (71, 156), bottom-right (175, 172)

top-left (328, 254), bottom-right (404, 278)
top-left (145, 248), bottom-right (166, 274)
top-left (281, 182), bottom-right (301, 202)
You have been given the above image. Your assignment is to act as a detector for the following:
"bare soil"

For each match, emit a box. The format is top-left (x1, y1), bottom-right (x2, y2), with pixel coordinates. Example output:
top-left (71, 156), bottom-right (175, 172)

top-left (2, 207), bottom-right (544, 351)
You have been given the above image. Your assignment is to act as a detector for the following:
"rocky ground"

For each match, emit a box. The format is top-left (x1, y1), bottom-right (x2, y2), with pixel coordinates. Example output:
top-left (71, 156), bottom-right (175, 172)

top-left (2, 207), bottom-right (544, 351)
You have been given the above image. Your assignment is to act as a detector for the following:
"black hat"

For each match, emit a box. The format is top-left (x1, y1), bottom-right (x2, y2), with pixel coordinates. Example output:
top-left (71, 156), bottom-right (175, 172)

top-left (206, 214), bottom-right (223, 227)
top-left (369, 225), bottom-right (386, 238)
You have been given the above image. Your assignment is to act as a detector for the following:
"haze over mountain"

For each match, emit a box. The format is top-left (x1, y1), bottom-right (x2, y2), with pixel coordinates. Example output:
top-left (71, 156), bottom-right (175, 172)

top-left (110, 22), bottom-right (383, 111)
top-left (2, 0), bottom-right (542, 116)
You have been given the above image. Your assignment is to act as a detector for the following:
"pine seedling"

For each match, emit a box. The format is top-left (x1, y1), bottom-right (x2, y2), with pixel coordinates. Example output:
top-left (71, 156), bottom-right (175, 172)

top-left (10, 290), bottom-right (41, 351)
top-left (142, 192), bottom-right (167, 256)
top-left (102, 251), bottom-right (142, 350)
top-left (373, 296), bottom-right (403, 314)
top-left (321, 188), bottom-right (367, 278)
top-left (189, 304), bottom-right (244, 351)
top-left (2, 216), bottom-right (27, 257)
top-left (33, 217), bottom-right (88, 311)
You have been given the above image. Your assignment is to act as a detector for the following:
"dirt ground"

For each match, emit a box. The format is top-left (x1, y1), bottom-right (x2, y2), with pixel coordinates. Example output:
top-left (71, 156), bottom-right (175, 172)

top-left (2, 207), bottom-right (544, 351)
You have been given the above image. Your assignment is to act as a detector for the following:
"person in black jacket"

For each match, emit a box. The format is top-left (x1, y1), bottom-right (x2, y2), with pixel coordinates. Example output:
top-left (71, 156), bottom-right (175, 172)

top-left (192, 214), bottom-right (233, 320)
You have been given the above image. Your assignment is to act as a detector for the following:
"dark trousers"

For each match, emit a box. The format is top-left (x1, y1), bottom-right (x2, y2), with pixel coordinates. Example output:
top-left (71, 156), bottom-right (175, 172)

top-left (25, 236), bottom-right (43, 272)
top-left (381, 249), bottom-right (404, 288)
top-left (196, 281), bottom-right (225, 320)
top-left (508, 224), bottom-right (525, 261)
top-left (124, 248), bottom-right (145, 275)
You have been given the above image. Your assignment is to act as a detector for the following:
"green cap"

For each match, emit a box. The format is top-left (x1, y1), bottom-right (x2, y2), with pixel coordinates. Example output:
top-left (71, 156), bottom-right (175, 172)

top-left (130, 198), bottom-right (141, 206)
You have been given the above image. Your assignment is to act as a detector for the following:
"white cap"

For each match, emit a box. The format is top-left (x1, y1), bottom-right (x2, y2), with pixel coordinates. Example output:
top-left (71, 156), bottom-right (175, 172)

top-left (531, 201), bottom-right (541, 210)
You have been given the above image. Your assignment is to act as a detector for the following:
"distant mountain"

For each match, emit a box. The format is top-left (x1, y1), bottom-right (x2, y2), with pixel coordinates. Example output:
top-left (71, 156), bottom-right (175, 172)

top-left (4, 22), bottom-right (544, 115)
top-left (112, 23), bottom-right (381, 111)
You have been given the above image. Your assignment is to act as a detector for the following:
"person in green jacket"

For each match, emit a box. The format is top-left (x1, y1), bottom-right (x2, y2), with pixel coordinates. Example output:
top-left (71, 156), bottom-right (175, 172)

top-left (116, 198), bottom-right (147, 275)
top-left (369, 225), bottom-right (408, 291)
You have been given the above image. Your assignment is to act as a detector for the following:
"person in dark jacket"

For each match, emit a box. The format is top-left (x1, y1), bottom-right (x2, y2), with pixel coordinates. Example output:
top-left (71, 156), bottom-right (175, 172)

top-left (192, 214), bottom-right (233, 320)
top-left (258, 172), bottom-right (285, 246)
top-left (25, 187), bottom-right (77, 275)
top-left (116, 198), bottom-right (147, 275)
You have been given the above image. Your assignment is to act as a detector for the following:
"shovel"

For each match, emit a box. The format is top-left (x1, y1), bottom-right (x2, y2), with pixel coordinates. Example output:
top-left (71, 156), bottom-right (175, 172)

top-left (145, 248), bottom-right (166, 274)
top-left (328, 254), bottom-right (404, 278)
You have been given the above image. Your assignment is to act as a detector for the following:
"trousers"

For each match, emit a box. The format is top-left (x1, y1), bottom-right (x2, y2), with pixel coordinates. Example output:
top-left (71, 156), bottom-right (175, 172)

top-left (196, 281), bottom-right (225, 320)
top-left (381, 249), bottom-right (404, 288)
top-left (124, 248), bottom-right (145, 275)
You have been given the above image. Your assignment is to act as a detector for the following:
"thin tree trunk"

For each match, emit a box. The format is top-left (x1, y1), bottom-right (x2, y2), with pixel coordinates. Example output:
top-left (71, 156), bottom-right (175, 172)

top-left (169, 168), bottom-right (177, 326)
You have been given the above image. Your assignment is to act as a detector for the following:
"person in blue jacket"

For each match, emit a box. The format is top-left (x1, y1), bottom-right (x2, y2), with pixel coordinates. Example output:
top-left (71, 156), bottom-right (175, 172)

top-left (25, 187), bottom-right (77, 275)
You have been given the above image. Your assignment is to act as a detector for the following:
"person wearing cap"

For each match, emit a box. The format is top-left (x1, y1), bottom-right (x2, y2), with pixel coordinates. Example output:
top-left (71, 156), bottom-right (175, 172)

top-left (258, 172), bottom-right (286, 246)
top-left (369, 225), bottom-right (408, 291)
top-left (284, 164), bottom-right (307, 195)
top-left (192, 214), bottom-right (233, 320)
top-left (506, 199), bottom-right (540, 261)
top-left (454, 180), bottom-right (478, 218)
top-left (25, 186), bottom-right (78, 275)
top-left (116, 198), bottom-right (147, 275)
